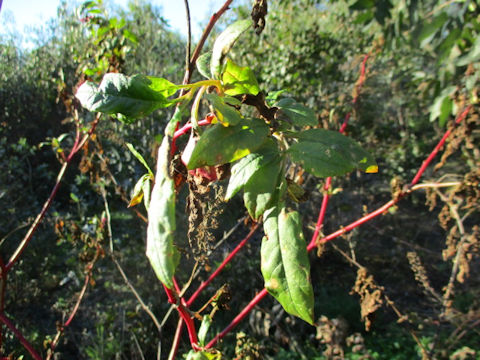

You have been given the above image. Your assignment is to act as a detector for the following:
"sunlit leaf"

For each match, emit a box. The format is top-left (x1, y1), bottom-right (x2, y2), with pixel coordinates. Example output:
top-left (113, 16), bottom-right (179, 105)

top-left (261, 206), bottom-right (314, 324)
top-left (287, 129), bottom-right (378, 177)
top-left (222, 58), bottom-right (260, 96)
top-left (211, 19), bottom-right (252, 79)
top-left (187, 118), bottom-right (269, 169)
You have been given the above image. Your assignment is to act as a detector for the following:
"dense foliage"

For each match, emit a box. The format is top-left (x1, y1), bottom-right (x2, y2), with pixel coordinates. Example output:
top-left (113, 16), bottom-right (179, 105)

top-left (0, 0), bottom-right (478, 359)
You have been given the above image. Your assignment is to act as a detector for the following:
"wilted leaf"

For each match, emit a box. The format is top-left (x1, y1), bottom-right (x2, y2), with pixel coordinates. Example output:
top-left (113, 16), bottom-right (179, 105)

top-left (287, 129), bottom-right (378, 177)
top-left (187, 118), bottom-right (269, 169)
top-left (222, 59), bottom-right (260, 96)
top-left (261, 206), bottom-right (314, 324)
top-left (146, 137), bottom-right (179, 289)
top-left (211, 19), bottom-right (252, 79)
top-left (128, 174), bottom-right (151, 208)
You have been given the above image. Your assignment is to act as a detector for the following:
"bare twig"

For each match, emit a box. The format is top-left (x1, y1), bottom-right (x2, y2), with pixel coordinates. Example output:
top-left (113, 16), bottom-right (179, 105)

top-left (183, 0), bottom-right (192, 74)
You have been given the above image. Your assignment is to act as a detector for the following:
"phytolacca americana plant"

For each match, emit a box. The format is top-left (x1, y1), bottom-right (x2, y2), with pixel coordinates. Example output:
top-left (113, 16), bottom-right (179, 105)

top-left (75, 19), bottom-right (377, 327)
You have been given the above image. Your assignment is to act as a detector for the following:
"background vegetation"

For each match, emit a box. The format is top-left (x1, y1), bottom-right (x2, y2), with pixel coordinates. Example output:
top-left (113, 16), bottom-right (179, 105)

top-left (0, 0), bottom-right (478, 359)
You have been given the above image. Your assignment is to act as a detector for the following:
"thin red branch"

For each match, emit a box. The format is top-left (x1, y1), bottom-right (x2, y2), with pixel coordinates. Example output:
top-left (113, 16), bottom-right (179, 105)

top-left (187, 224), bottom-right (259, 307)
top-left (173, 119), bottom-right (212, 141)
top-left (309, 54), bottom-right (370, 248)
top-left (6, 114), bottom-right (101, 271)
top-left (410, 105), bottom-right (472, 187)
top-left (205, 289), bottom-right (268, 349)
top-left (0, 312), bottom-right (42, 360)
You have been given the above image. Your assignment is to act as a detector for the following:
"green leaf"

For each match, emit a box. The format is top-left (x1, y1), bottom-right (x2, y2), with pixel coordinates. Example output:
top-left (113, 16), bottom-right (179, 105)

top-left (205, 93), bottom-right (243, 126)
top-left (429, 86), bottom-right (456, 124)
top-left (275, 98), bottom-right (317, 127)
top-left (226, 139), bottom-right (279, 199)
top-left (187, 118), bottom-right (269, 169)
top-left (198, 315), bottom-right (212, 347)
top-left (457, 36), bottom-right (480, 66)
top-left (122, 29), bottom-right (138, 44)
top-left (146, 137), bottom-right (179, 289)
top-left (261, 206), bottom-right (314, 324)
top-left (196, 52), bottom-right (212, 79)
top-left (286, 129), bottom-right (378, 177)
top-left (244, 156), bottom-right (283, 220)
top-left (147, 76), bottom-right (180, 98)
top-left (128, 173), bottom-right (150, 208)
top-left (222, 59), bottom-right (260, 96)
top-left (211, 19), bottom-right (252, 79)
top-left (75, 73), bottom-right (179, 122)
top-left (126, 142), bottom-right (153, 176)
top-left (418, 12), bottom-right (448, 47)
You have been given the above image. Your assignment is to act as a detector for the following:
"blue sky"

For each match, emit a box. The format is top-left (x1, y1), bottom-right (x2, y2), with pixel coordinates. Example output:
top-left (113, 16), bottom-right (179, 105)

top-left (0, 0), bottom-right (227, 46)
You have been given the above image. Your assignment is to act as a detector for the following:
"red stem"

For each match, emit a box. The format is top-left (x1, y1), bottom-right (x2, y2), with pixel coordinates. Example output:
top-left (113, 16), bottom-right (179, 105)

top-left (0, 312), bottom-right (42, 360)
top-left (173, 119), bottom-right (211, 141)
top-left (187, 224), bottom-right (259, 307)
top-left (205, 289), bottom-right (268, 349)
top-left (410, 105), bottom-right (472, 186)
top-left (6, 114), bottom-right (100, 272)
top-left (169, 319), bottom-right (185, 360)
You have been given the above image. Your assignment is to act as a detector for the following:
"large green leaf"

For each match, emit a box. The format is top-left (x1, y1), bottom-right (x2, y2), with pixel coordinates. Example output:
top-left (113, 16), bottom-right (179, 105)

top-left (287, 129), bottom-right (378, 177)
top-left (146, 137), bottom-right (179, 289)
top-left (76, 73), bottom-right (179, 122)
top-left (222, 59), bottom-right (260, 96)
top-left (187, 118), bottom-right (269, 169)
top-left (225, 139), bottom-right (279, 199)
top-left (275, 98), bottom-right (317, 127)
top-left (210, 19), bottom-right (252, 79)
top-left (205, 93), bottom-right (243, 126)
top-left (244, 155), bottom-right (283, 220)
top-left (261, 206), bottom-right (314, 324)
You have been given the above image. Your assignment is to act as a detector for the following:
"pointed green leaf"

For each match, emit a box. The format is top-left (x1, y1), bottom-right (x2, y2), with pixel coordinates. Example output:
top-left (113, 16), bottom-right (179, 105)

top-left (275, 98), bottom-right (317, 127)
top-left (198, 315), bottom-right (212, 347)
top-left (205, 93), bottom-right (243, 126)
top-left (211, 19), bottom-right (252, 79)
top-left (287, 129), bottom-right (378, 177)
top-left (187, 118), bottom-right (269, 169)
top-left (244, 156), bottom-right (283, 220)
top-left (76, 73), bottom-right (179, 122)
top-left (222, 59), bottom-right (260, 96)
top-left (126, 142), bottom-right (153, 176)
top-left (146, 137), bottom-right (179, 289)
top-left (261, 206), bottom-right (314, 324)
top-left (196, 52), bottom-right (212, 79)
top-left (226, 139), bottom-right (279, 199)
top-left (147, 76), bottom-right (181, 98)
